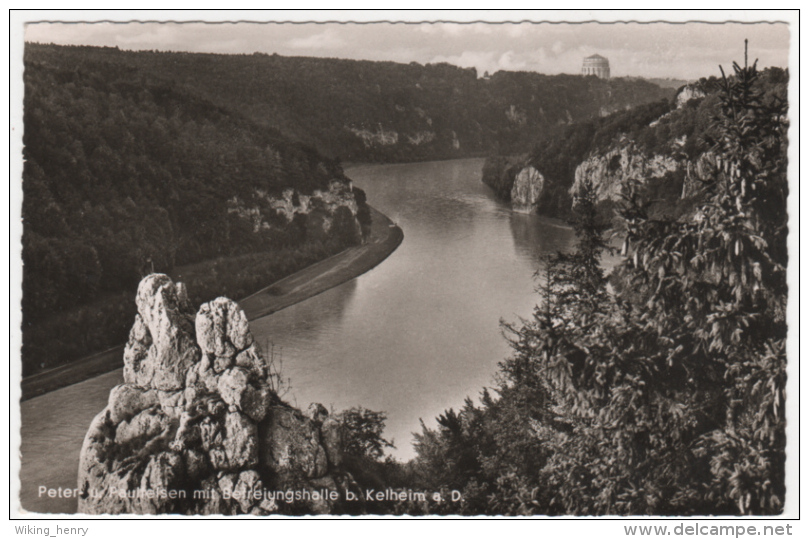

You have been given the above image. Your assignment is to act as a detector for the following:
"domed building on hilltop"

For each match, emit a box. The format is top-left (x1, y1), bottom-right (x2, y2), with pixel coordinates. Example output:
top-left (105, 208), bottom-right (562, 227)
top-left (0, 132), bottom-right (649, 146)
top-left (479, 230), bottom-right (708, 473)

top-left (582, 54), bottom-right (610, 79)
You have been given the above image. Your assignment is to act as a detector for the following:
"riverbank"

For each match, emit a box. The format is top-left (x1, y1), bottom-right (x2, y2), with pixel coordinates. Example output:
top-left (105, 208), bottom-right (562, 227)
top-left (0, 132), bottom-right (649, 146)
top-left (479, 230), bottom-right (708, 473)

top-left (19, 206), bottom-right (403, 401)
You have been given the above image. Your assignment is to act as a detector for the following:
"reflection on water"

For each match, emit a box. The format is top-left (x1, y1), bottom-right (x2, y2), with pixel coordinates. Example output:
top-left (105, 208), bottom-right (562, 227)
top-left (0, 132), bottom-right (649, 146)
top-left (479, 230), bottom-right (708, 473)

top-left (509, 212), bottom-right (576, 268)
top-left (19, 158), bottom-right (580, 513)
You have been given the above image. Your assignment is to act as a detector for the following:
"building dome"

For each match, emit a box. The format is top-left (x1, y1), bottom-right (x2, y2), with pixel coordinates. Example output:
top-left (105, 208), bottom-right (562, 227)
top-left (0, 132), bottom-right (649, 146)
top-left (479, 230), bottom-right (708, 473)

top-left (582, 54), bottom-right (610, 79)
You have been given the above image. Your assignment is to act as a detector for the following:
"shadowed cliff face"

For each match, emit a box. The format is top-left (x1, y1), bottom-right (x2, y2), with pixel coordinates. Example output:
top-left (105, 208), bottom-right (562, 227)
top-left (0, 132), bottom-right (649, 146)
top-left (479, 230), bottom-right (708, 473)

top-left (77, 274), bottom-right (355, 515)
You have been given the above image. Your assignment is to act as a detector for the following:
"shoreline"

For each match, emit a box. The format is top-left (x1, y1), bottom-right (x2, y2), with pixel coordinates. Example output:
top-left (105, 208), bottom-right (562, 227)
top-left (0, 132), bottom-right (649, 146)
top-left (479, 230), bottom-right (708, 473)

top-left (20, 205), bottom-right (403, 401)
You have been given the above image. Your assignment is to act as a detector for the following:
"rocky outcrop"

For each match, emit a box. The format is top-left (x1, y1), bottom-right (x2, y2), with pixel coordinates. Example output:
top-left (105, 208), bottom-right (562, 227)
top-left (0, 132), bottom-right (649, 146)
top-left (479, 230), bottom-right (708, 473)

top-left (571, 141), bottom-right (680, 202)
top-left (227, 181), bottom-right (361, 239)
top-left (506, 105), bottom-right (527, 125)
top-left (77, 274), bottom-right (349, 515)
top-left (266, 182), bottom-right (359, 224)
top-left (346, 124), bottom-right (399, 148)
top-left (676, 84), bottom-right (706, 108)
top-left (510, 166), bottom-right (545, 213)
top-left (406, 131), bottom-right (436, 145)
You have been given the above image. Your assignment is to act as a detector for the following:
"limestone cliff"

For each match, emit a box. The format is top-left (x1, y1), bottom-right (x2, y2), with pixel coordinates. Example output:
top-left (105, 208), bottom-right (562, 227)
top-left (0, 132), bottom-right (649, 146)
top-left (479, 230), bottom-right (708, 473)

top-left (267, 181), bottom-right (360, 224)
top-left (675, 84), bottom-right (707, 108)
top-left (346, 124), bottom-right (399, 148)
top-left (510, 166), bottom-right (545, 213)
top-left (227, 181), bottom-right (361, 240)
top-left (77, 274), bottom-right (355, 515)
top-left (570, 137), bottom-right (718, 207)
top-left (571, 139), bottom-right (680, 202)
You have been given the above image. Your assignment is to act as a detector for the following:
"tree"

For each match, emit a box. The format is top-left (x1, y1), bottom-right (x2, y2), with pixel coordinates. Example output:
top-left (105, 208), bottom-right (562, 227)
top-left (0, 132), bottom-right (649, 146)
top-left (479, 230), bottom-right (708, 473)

top-left (339, 407), bottom-right (395, 461)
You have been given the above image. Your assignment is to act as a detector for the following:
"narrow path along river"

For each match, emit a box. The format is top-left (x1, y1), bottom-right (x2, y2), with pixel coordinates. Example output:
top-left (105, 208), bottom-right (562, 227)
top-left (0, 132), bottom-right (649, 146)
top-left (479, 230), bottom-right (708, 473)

top-left (18, 158), bottom-right (618, 514)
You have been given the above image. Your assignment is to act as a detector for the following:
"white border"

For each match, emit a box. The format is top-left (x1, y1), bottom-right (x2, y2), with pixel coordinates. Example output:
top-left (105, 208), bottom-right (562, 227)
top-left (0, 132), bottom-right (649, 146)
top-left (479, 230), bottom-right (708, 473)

top-left (6, 9), bottom-right (802, 530)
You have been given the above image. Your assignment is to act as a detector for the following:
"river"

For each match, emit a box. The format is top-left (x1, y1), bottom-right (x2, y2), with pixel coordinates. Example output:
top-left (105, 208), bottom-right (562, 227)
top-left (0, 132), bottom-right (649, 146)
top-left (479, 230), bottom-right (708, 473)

top-left (18, 158), bottom-right (611, 514)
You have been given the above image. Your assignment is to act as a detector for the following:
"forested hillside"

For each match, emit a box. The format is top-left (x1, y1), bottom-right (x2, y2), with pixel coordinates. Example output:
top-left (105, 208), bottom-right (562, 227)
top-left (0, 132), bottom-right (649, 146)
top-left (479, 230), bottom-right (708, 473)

top-left (482, 67), bottom-right (788, 221)
top-left (20, 43), bottom-right (674, 375)
top-left (25, 43), bottom-right (673, 163)
top-left (378, 57), bottom-right (789, 516)
top-left (22, 45), bottom-right (367, 375)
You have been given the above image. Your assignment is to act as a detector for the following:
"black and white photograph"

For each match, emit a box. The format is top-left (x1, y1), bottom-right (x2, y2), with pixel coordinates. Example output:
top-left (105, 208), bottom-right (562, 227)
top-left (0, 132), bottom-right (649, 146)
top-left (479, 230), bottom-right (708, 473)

top-left (10, 10), bottom-right (798, 523)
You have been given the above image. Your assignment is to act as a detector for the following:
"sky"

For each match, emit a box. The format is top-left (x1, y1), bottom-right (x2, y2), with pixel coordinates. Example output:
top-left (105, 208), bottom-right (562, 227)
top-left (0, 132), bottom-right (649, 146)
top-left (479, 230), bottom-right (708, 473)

top-left (23, 15), bottom-right (791, 81)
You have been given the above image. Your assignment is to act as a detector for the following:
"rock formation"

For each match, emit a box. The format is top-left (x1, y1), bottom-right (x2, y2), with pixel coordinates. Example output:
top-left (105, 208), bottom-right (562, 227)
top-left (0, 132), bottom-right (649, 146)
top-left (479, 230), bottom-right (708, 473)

top-left (510, 166), bottom-right (545, 213)
top-left (675, 84), bottom-right (707, 108)
top-left (571, 140), bottom-right (680, 203)
top-left (345, 124), bottom-right (399, 148)
top-left (77, 274), bottom-right (350, 515)
top-left (227, 181), bottom-right (360, 233)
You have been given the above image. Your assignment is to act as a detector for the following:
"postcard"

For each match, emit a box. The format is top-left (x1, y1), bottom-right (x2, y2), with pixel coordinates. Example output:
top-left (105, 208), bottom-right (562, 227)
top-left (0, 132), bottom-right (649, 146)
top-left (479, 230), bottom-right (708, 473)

top-left (9, 10), bottom-right (799, 527)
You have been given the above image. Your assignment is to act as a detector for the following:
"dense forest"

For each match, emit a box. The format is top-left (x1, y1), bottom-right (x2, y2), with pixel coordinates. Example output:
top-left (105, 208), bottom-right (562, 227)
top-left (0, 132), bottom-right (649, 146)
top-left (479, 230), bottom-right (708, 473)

top-left (347, 56), bottom-right (788, 516)
top-left (25, 43), bottom-right (673, 163)
top-left (20, 43), bottom-right (674, 376)
top-left (22, 45), bottom-right (369, 375)
top-left (482, 67), bottom-right (788, 221)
